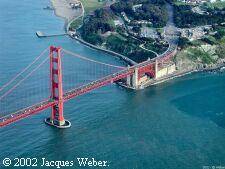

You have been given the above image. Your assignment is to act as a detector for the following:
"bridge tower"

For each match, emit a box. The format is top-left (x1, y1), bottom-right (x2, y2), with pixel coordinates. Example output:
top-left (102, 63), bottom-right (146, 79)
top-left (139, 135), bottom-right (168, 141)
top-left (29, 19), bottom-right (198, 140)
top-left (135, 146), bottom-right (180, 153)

top-left (45, 46), bottom-right (71, 128)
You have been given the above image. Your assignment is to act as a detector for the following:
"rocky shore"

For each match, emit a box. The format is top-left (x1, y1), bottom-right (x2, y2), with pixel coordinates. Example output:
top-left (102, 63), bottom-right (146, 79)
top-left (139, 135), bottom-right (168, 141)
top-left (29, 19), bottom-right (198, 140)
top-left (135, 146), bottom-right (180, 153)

top-left (144, 62), bottom-right (225, 88)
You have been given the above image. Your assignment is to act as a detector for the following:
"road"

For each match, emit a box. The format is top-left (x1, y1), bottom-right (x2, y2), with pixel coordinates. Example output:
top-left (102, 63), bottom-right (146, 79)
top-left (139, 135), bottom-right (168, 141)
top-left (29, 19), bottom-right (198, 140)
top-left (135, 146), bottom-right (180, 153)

top-left (163, 3), bottom-right (179, 48)
top-left (140, 3), bottom-right (179, 58)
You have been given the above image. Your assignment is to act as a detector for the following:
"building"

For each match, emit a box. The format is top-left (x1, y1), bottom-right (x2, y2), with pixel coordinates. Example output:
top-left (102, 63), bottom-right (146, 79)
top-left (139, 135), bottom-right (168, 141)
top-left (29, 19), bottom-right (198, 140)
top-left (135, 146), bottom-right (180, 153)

top-left (132, 4), bottom-right (142, 12)
top-left (155, 63), bottom-right (176, 79)
top-left (134, 20), bottom-right (152, 25)
top-left (179, 26), bottom-right (211, 41)
top-left (121, 12), bottom-right (131, 23)
top-left (210, 0), bottom-right (225, 2)
top-left (114, 19), bottom-right (123, 26)
top-left (69, 2), bottom-right (81, 9)
top-left (178, 0), bottom-right (207, 4)
top-left (140, 27), bottom-right (159, 39)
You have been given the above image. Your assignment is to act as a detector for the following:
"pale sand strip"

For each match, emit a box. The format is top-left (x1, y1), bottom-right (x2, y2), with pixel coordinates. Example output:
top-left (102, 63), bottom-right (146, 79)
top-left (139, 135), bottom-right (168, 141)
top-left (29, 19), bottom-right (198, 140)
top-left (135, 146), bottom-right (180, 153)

top-left (50, 0), bottom-right (83, 24)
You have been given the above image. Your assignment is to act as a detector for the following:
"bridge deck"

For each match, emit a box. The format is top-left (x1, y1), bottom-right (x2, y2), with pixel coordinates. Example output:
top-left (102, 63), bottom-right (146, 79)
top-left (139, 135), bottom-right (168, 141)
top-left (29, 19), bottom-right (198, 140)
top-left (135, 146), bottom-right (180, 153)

top-left (0, 50), bottom-right (176, 127)
top-left (0, 68), bottom-right (134, 127)
top-left (0, 100), bottom-right (56, 127)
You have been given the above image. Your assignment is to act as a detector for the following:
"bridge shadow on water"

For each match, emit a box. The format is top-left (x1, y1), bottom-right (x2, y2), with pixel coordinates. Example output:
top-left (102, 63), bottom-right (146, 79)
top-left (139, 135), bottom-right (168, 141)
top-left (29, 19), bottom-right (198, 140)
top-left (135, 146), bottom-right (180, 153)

top-left (172, 86), bottom-right (225, 129)
top-left (170, 72), bottom-right (225, 129)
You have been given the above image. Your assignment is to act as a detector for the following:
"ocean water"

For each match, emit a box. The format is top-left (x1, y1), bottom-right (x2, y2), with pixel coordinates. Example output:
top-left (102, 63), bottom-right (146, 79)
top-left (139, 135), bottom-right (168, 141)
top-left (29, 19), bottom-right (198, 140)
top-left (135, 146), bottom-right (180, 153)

top-left (0, 1), bottom-right (225, 169)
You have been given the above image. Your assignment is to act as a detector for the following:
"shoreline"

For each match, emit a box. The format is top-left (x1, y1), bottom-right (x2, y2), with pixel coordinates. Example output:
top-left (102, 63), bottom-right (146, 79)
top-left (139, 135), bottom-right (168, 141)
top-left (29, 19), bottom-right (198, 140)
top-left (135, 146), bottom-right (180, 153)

top-left (50, 0), bottom-right (138, 66)
top-left (72, 36), bottom-right (137, 65)
top-left (50, 0), bottom-right (225, 88)
top-left (117, 63), bottom-right (225, 90)
top-left (50, 0), bottom-right (83, 31)
top-left (143, 62), bottom-right (225, 88)
top-left (49, 0), bottom-right (173, 67)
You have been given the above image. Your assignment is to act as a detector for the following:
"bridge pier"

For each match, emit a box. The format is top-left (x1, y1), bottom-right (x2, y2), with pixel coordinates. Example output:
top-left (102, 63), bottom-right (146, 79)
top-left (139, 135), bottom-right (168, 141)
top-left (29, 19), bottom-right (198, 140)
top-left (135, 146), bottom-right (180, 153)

top-left (126, 75), bottom-right (131, 86)
top-left (127, 59), bottom-right (159, 89)
top-left (155, 59), bottom-right (158, 79)
top-left (126, 66), bottom-right (131, 86)
top-left (45, 46), bottom-right (71, 129)
top-left (131, 67), bottom-right (139, 89)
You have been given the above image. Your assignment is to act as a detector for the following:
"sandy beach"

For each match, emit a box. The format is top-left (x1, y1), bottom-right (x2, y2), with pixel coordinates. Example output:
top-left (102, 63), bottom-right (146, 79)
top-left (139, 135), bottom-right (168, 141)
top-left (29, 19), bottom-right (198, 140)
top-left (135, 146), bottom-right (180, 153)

top-left (50, 0), bottom-right (225, 81)
top-left (51, 0), bottom-right (83, 26)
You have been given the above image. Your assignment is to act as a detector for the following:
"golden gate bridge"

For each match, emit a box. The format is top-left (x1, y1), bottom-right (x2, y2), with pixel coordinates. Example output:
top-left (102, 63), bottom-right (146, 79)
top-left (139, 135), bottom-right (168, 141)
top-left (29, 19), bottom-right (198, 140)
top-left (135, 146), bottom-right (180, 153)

top-left (0, 46), bottom-right (176, 128)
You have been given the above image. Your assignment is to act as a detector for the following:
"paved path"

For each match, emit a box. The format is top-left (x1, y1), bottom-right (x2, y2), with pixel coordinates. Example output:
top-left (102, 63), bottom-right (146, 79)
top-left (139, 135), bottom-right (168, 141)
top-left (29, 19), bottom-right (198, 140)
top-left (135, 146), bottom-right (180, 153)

top-left (139, 42), bottom-right (159, 57)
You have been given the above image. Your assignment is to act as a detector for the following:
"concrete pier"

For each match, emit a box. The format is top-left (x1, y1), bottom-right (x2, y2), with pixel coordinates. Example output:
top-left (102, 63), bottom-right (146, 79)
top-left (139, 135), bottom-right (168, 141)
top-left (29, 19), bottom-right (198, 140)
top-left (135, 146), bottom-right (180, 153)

top-left (155, 59), bottom-right (158, 79)
top-left (126, 75), bottom-right (131, 86)
top-left (132, 67), bottom-right (139, 89)
top-left (36, 31), bottom-right (67, 38)
top-left (45, 117), bottom-right (71, 129)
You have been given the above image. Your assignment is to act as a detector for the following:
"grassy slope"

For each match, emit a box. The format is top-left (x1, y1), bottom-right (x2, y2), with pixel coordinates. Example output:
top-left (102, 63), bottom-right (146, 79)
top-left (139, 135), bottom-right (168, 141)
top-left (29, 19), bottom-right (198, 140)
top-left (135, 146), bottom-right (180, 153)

top-left (80, 0), bottom-right (106, 14)
top-left (70, 0), bottom-right (106, 30)
top-left (204, 1), bottom-right (225, 9)
top-left (70, 16), bottom-right (83, 29)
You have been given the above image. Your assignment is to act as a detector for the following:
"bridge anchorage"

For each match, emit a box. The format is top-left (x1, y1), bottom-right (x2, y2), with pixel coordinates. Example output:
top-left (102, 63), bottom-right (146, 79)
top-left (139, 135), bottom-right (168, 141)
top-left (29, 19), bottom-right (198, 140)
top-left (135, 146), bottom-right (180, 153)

top-left (44, 46), bottom-right (71, 128)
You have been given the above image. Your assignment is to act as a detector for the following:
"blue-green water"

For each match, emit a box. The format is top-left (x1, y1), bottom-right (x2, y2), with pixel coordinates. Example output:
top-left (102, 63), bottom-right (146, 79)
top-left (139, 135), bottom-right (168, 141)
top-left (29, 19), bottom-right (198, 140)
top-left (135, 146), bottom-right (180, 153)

top-left (0, 1), bottom-right (225, 169)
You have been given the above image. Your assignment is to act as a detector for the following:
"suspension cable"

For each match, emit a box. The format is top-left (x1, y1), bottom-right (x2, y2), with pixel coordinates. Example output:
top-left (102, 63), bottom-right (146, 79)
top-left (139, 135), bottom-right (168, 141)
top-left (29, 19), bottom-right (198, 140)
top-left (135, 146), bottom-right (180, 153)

top-left (0, 57), bottom-right (48, 101)
top-left (62, 49), bottom-right (125, 69)
top-left (0, 48), bottom-right (48, 92)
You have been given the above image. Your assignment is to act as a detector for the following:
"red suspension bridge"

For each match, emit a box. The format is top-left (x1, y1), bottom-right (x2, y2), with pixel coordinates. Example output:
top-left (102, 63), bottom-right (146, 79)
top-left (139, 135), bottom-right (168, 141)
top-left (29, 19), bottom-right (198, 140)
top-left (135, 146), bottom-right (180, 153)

top-left (0, 46), bottom-right (176, 128)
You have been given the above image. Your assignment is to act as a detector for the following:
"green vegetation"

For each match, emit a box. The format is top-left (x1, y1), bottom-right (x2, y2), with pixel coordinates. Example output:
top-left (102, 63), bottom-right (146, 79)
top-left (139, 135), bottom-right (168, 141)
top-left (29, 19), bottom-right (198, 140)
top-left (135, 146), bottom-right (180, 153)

top-left (111, 0), bottom-right (168, 27)
top-left (215, 43), bottom-right (225, 59)
top-left (70, 16), bottom-right (83, 30)
top-left (201, 35), bottom-right (217, 45)
top-left (187, 47), bottom-right (215, 64)
top-left (176, 25), bottom-right (225, 66)
top-left (214, 26), bottom-right (225, 59)
top-left (144, 41), bottom-right (169, 54)
top-left (189, 39), bottom-right (205, 46)
top-left (214, 27), bottom-right (225, 39)
top-left (178, 37), bottom-right (191, 49)
top-left (79, 0), bottom-right (169, 63)
top-left (79, 4), bottom-right (164, 63)
top-left (203, 1), bottom-right (225, 10)
top-left (173, 1), bottom-right (187, 6)
top-left (80, 0), bottom-right (106, 14)
top-left (105, 34), bottom-right (156, 62)
top-left (81, 8), bottom-right (115, 45)
top-left (220, 36), bottom-right (225, 43)
top-left (173, 4), bottom-right (225, 28)
top-left (69, 0), bottom-right (107, 31)
top-left (177, 37), bottom-right (209, 49)
top-left (176, 45), bottom-right (216, 65)
top-left (156, 28), bottom-right (164, 34)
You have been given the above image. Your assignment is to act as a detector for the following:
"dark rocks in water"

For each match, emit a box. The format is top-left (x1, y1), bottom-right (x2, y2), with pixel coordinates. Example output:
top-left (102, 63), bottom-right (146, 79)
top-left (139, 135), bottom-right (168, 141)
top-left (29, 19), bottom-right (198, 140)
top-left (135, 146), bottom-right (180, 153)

top-left (43, 6), bottom-right (53, 10)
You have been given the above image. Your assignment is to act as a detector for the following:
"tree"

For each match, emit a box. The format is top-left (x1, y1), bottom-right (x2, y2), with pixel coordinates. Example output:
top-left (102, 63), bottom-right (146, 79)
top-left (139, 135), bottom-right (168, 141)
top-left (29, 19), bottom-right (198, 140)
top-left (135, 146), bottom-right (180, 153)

top-left (178, 37), bottom-right (190, 49)
top-left (214, 29), bottom-right (225, 40)
top-left (216, 43), bottom-right (225, 59)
